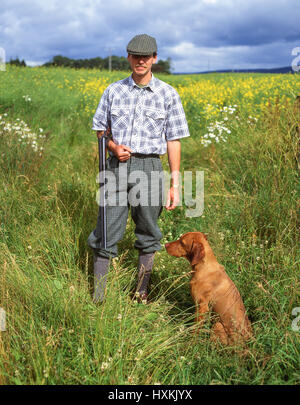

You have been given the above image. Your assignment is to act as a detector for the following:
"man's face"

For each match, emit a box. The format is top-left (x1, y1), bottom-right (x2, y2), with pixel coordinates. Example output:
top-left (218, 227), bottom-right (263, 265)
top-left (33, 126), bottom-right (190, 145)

top-left (127, 53), bottom-right (157, 78)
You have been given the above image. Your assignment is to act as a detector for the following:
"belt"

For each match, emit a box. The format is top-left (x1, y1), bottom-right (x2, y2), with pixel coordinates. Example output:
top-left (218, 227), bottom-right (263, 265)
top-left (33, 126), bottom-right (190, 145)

top-left (130, 153), bottom-right (160, 158)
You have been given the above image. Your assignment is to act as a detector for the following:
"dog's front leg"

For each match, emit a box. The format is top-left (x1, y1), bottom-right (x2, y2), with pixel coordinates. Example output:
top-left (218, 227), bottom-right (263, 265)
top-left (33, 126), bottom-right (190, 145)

top-left (194, 301), bottom-right (209, 334)
top-left (211, 322), bottom-right (229, 345)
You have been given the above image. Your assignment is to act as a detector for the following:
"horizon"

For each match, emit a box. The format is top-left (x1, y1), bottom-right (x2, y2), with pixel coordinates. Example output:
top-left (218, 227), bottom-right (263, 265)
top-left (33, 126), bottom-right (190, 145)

top-left (21, 59), bottom-right (297, 75)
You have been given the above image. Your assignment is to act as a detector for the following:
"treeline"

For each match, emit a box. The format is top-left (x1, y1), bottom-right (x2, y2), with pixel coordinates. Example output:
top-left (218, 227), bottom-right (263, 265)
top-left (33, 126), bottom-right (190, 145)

top-left (43, 55), bottom-right (171, 74)
top-left (9, 58), bottom-right (26, 66)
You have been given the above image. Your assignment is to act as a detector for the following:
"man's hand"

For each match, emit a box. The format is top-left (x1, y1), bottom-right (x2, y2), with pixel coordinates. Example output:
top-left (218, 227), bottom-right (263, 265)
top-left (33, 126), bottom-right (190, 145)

top-left (110, 143), bottom-right (132, 162)
top-left (165, 186), bottom-right (180, 210)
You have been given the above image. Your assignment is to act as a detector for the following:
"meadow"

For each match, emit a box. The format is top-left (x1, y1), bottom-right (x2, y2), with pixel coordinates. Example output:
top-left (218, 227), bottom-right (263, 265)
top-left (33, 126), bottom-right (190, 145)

top-left (0, 65), bottom-right (299, 385)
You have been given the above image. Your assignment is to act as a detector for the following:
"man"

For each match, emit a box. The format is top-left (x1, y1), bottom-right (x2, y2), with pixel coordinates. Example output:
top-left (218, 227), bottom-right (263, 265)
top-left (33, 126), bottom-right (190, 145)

top-left (88, 34), bottom-right (190, 303)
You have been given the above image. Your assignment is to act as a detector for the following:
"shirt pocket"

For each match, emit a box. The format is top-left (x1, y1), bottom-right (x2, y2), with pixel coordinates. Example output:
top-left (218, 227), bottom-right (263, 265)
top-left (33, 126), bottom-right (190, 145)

top-left (144, 109), bottom-right (166, 137)
top-left (110, 108), bottom-right (130, 132)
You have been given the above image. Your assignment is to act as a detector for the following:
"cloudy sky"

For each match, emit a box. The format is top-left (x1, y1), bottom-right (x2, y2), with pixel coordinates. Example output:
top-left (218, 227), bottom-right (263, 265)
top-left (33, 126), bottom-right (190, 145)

top-left (0, 0), bottom-right (299, 72)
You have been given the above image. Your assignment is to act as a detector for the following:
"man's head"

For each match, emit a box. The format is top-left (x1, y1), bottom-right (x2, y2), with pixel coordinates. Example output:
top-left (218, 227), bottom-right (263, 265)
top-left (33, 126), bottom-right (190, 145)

top-left (127, 34), bottom-right (157, 79)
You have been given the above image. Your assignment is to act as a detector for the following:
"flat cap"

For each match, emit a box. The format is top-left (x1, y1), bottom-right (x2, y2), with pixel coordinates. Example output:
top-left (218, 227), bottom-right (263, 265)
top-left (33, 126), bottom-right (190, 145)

top-left (127, 34), bottom-right (157, 56)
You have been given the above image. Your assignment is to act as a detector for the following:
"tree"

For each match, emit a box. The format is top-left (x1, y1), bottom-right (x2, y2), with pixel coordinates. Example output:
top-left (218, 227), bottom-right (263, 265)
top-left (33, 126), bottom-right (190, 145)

top-left (9, 57), bottom-right (26, 67)
top-left (152, 58), bottom-right (171, 74)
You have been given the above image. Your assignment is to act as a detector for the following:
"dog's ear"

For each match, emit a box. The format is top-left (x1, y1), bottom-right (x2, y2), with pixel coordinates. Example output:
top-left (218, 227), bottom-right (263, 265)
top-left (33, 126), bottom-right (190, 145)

top-left (190, 241), bottom-right (205, 266)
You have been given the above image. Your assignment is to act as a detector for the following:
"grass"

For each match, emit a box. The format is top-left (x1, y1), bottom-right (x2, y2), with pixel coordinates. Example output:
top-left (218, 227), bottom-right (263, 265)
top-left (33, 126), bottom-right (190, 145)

top-left (0, 66), bottom-right (299, 385)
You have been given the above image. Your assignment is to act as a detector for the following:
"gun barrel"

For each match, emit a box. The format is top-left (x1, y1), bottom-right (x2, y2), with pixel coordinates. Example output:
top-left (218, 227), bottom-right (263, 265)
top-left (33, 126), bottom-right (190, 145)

top-left (98, 132), bottom-right (107, 249)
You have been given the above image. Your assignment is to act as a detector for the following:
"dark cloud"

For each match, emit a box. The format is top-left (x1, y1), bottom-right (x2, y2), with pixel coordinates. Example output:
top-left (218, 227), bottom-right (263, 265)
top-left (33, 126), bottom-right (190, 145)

top-left (0, 0), bottom-right (299, 72)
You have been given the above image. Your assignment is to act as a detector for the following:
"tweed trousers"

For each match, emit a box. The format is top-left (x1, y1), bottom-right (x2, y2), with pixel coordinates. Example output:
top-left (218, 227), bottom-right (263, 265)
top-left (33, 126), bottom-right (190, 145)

top-left (87, 154), bottom-right (165, 258)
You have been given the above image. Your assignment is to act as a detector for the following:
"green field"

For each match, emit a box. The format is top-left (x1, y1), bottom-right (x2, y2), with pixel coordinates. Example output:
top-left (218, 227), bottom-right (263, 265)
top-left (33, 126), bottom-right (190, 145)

top-left (0, 66), bottom-right (299, 385)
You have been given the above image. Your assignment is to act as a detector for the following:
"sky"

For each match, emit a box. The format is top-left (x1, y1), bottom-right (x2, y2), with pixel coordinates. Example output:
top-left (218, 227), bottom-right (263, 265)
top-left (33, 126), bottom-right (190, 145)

top-left (0, 0), bottom-right (299, 73)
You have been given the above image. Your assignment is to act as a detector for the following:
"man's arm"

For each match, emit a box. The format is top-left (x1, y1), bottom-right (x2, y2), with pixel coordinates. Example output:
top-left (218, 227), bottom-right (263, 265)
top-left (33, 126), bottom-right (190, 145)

top-left (165, 140), bottom-right (181, 210)
top-left (94, 87), bottom-right (132, 161)
top-left (99, 135), bottom-right (132, 162)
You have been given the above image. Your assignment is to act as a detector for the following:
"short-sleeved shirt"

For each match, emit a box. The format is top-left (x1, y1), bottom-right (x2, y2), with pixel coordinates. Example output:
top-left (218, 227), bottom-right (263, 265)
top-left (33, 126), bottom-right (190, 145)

top-left (92, 74), bottom-right (190, 155)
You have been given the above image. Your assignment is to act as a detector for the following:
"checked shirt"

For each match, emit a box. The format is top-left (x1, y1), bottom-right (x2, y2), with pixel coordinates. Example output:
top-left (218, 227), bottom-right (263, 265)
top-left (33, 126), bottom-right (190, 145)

top-left (92, 74), bottom-right (190, 155)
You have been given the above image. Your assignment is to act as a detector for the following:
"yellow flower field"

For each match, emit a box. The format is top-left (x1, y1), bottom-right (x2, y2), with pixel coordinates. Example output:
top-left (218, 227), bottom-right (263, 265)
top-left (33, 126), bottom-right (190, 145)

top-left (2, 65), bottom-right (299, 124)
top-left (62, 70), bottom-right (300, 121)
top-left (1, 65), bottom-right (298, 149)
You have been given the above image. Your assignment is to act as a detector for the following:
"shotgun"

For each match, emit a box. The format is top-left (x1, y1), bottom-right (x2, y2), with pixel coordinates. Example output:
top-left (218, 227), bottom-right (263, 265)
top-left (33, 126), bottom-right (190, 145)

top-left (97, 130), bottom-right (108, 249)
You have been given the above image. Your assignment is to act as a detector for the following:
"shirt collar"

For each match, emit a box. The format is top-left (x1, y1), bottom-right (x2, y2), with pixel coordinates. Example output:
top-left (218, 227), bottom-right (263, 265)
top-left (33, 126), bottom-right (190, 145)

top-left (128, 74), bottom-right (156, 92)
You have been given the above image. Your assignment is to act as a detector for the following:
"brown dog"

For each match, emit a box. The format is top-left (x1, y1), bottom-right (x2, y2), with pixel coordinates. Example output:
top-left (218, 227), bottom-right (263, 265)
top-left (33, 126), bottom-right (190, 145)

top-left (165, 232), bottom-right (252, 345)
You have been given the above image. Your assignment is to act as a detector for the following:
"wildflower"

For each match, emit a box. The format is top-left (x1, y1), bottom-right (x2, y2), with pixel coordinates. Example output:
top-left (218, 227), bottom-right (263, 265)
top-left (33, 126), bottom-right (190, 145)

top-left (101, 362), bottom-right (109, 370)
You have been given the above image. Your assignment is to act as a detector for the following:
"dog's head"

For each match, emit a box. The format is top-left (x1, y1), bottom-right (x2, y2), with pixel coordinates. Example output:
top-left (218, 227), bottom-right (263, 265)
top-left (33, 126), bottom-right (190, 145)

top-left (165, 232), bottom-right (207, 266)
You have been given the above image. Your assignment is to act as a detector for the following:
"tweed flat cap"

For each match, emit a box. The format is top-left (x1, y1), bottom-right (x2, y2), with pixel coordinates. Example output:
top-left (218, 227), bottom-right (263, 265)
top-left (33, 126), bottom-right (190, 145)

top-left (127, 34), bottom-right (157, 56)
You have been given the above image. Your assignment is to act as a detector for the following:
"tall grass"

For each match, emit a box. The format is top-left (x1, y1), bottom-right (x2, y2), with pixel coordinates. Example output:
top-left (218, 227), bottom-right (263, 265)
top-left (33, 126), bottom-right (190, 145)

top-left (0, 67), bottom-right (299, 385)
